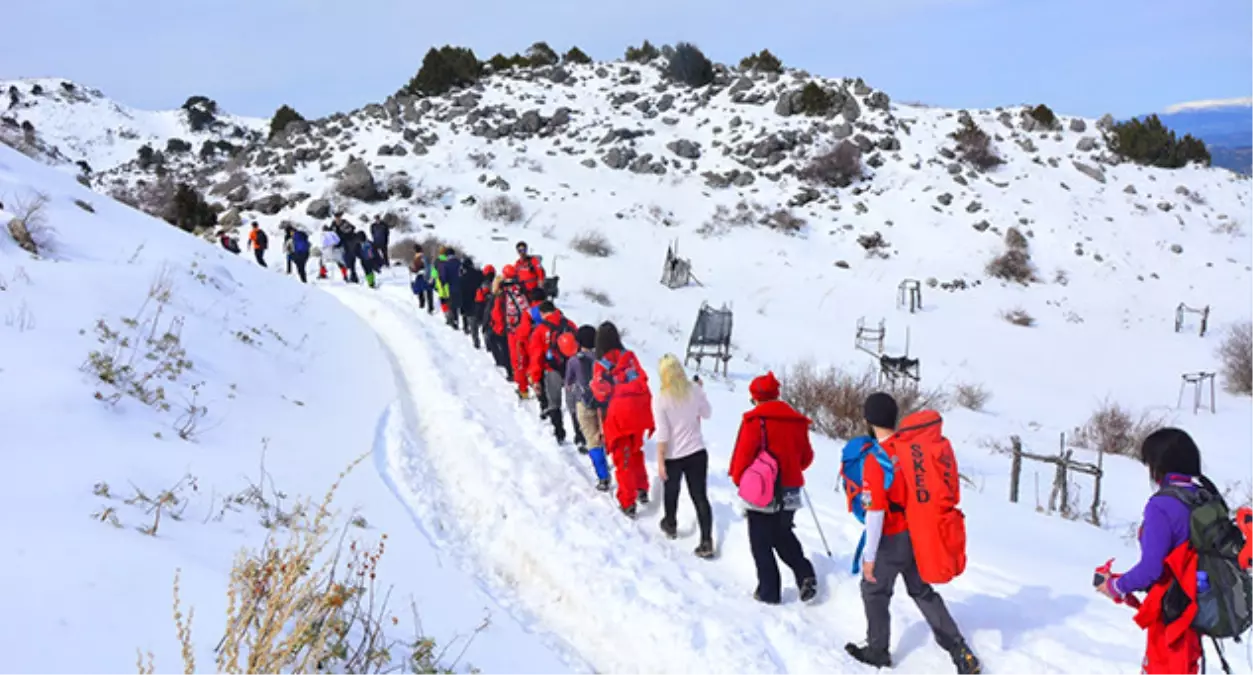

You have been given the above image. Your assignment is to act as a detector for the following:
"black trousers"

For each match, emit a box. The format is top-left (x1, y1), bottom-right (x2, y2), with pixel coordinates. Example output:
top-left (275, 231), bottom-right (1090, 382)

top-left (462, 311), bottom-right (481, 348)
top-left (343, 251), bottom-right (359, 283)
top-left (662, 450), bottom-right (713, 543)
top-left (292, 253), bottom-right (309, 283)
top-left (746, 509), bottom-right (815, 603)
top-left (416, 287), bottom-right (434, 312)
top-left (374, 238), bottom-right (389, 266)
top-left (253, 248), bottom-right (267, 267)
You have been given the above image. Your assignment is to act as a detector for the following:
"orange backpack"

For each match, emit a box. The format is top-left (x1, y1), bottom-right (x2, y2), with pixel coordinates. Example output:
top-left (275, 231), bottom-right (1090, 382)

top-left (884, 410), bottom-right (967, 585)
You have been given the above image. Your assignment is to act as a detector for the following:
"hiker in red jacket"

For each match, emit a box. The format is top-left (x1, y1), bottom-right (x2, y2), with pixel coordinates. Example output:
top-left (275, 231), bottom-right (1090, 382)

top-left (509, 287), bottom-right (547, 399)
top-left (728, 371), bottom-right (817, 605)
top-left (490, 266), bottom-right (528, 387)
top-left (514, 240), bottom-right (546, 293)
top-left (527, 301), bottom-right (578, 443)
top-left (590, 321), bottom-right (655, 517)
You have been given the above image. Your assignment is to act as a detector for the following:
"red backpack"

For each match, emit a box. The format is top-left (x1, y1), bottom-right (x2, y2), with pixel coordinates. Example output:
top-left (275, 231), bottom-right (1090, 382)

top-left (884, 410), bottom-right (967, 585)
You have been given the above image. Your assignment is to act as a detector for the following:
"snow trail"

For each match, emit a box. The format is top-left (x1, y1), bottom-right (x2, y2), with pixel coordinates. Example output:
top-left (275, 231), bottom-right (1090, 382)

top-left (332, 282), bottom-right (1156, 674)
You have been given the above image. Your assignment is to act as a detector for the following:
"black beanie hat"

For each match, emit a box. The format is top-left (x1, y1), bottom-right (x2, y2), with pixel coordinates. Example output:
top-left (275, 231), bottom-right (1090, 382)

top-left (864, 392), bottom-right (899, 430)
top-left (576, 325), bottom-right (596, 349)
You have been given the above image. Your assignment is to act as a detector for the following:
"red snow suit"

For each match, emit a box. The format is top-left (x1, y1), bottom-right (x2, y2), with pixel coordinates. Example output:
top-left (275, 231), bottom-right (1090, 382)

top-left (515, 254), bottom-right (546, 293)
top-left (728, 400), bottom-right (814, 489)
top-left (590, 349), bottom-right (654, 443)
top-left (509, 301), bottom-right (543, 395)
top-left (1132, 542), bottom-right (1203, 674)
top-left (526, 309), bottom-right (576, 385)
top-left (590, 348), bottom-right (654, 509)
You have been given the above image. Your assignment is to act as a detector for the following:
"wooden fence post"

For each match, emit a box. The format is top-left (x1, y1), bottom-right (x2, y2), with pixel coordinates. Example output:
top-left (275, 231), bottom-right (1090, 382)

top-left (1091, 434), bottom-right (1105, 526)
top-left (1009, 436), bottom-right (1022, 504)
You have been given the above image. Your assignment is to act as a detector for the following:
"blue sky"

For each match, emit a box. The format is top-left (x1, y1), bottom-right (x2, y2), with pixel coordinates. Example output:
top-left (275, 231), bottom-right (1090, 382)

top-left (1, 0), bottom-right (1249, 120)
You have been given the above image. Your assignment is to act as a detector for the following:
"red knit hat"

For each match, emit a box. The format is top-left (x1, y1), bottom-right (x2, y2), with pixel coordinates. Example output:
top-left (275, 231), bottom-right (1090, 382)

top-left (749, 371), bottom-right (780, 402)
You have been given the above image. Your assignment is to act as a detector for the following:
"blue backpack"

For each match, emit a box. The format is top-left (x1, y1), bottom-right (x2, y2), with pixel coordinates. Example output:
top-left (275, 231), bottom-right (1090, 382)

top-left (840, 435), bottom-right (895, 575)
top-left (292, 231), bottom-right (310, 255)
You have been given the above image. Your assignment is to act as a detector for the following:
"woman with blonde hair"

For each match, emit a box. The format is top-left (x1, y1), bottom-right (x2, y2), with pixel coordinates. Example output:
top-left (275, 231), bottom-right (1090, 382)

top-left (652, 353), bottom-right (715, 558)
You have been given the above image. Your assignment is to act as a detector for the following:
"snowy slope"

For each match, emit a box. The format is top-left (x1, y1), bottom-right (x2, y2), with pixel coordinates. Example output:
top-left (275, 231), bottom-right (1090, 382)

top-left (333, 278), bottom-right (1248, 674)
top-left (4, 54), bottom-right (1252, 674)
top-left (0, 145), bottom-right (571, 673)
top-left (1, 77), bottom-right (266, 173)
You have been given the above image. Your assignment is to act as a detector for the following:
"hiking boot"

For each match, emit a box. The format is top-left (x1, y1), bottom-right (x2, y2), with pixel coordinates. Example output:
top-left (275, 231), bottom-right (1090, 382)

top-left (621, 504), bottom-right (637, 519)
top-left (845, 643), bottom-right (892, 669)
top-left (637, 489), bottom-right (650, 505)
top-left (596, 479), bottom-right (611, 492)
top-left (752, 590), bottom-right (780, 605)
top-left (799, 577), bottom-right (818, 603)
top-left (659, 519), bottom-right (678, 539)
top-left (577, 444), bottom-right (589, 455)
top-left (949, 642), bottom-right (982, 674)
top-left (694, 540), bottom-right (715, 559)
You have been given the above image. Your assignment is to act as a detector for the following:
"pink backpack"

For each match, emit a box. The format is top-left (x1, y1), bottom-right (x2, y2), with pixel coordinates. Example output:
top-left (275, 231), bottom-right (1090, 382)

top-left (738, 420), bottom-right (781, 509)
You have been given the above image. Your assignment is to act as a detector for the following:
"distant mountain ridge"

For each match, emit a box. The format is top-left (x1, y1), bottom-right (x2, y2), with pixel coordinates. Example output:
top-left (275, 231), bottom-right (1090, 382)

top-left (1151, 100), bottom-right (1252, 174)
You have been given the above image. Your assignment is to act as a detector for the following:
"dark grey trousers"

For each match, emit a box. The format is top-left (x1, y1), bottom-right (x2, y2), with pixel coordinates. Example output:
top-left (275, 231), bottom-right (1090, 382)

top-left (861, 531), bottom-right (964, 653)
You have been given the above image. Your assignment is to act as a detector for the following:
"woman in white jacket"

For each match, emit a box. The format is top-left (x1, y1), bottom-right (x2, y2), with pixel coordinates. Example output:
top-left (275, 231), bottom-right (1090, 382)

top-left (653, 353), bottom-right (715, 558)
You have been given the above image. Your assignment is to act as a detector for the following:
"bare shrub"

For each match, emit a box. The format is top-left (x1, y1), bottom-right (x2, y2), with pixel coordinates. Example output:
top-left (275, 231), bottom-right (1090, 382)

top-left (581, 287), bottom-right (613, 307)
top-left (1071, 400), bottom-right (1172, 459)
top-left (420, 234), bottom-right (456, 261)
top-left (148, 454), bottom-right (484, 674)
top-left (950, 118), bottom-right (1004, 170)
top-left (781, 361), bottom-right (947, 440)
top-left (1218, 321), bottom-right (1253, 395)
top-left (7, 190), bottom-right (53, 254)
top-left (1001, 308), bottom-right (1036, 327)
top-left (479, 194), bottom-right (523, 223)
top-left (986, 248), bottom-right (1038, 284)
top-left (954, 382), bottom-right (992, 411)
top-left (1004, 226), bottom-right (1028, 250)
top-left (389, 237), bottom-right (420, 265)
top-left (763, 209), bottom-right (806, 234)
top-left (468, 150), bottom-right (494, 169)
top-left (697, 201), bottom-right (760, 237)
top-left (570, 229), bottom-right (614, 257)
top-left (798, 140), bottom-right (862, 188)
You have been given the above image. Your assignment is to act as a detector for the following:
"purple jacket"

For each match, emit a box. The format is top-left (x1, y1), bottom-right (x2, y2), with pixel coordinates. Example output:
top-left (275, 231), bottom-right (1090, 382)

top-left (1114, 473), bottom-right (1196, 595)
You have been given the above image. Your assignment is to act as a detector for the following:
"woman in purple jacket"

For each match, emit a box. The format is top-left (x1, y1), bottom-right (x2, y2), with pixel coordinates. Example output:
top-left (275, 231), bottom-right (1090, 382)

top-left (1097, 427), bottom-right (1205, 674)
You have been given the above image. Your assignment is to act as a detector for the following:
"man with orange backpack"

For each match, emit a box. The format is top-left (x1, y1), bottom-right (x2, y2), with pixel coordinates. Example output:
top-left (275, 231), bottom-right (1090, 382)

top-left (840, 393), bottom-right (981, 674)
top-left (527, 300), bottom-right (579, 444)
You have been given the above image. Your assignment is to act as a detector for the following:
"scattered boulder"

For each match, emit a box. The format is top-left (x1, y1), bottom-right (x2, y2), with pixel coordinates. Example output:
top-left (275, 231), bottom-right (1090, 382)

top-left (336, 158), bottom-right (381, 201)
top-left (866, 91), bottom-right (890, 111)
top-left (219, 208), bottom-right (242, 229)
top-left (226, 183), bottom-right (250, 204)
top-left (603, 147), bottom-right (637, 170)
top-left (306, 198), bottom-right (331, 219)
top-left (1096, 113), bottom-right (1115, 131)
top-left (937, 193), bottom-right (954, 206)
top-left (250, 194), bottom-right (286, 215)
top-left (1123, 184), bottom-right (1137, 195)
top-left (1072, 160), bottom-right (1106, 184)
top-left (966, 201), bottom-right (982, 213)
top-left (1076, 137), bottom-right (1097, 152)
top-left (1068, 118), bottom-right (1087, 133)
top-left (1170, 243), bottom-right (1183, 254)
top-left (666, 139), bottom-right (701, 159)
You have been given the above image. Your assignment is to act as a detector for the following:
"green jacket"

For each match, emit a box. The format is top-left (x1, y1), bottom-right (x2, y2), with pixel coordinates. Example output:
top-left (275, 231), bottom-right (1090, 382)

top-left (432, 254), bottom-right (449, 299)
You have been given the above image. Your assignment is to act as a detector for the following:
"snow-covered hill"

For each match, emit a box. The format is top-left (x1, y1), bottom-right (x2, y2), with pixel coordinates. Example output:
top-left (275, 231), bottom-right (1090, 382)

top-left (0, 145), bottom-right (570, 673)
top-left (2, 52), bottom-right (1251, 674)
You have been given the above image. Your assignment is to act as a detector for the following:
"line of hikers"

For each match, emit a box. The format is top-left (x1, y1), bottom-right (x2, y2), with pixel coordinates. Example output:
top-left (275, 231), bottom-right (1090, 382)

top-left (217, 212), bottom-right (394, 287)
top-left (407, 242), bottom-right (1251, 675)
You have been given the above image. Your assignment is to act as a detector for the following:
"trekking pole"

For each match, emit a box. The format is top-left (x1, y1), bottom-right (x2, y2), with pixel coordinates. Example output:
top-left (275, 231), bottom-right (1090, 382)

top-left (802, 487), bottom-right (833, 557)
